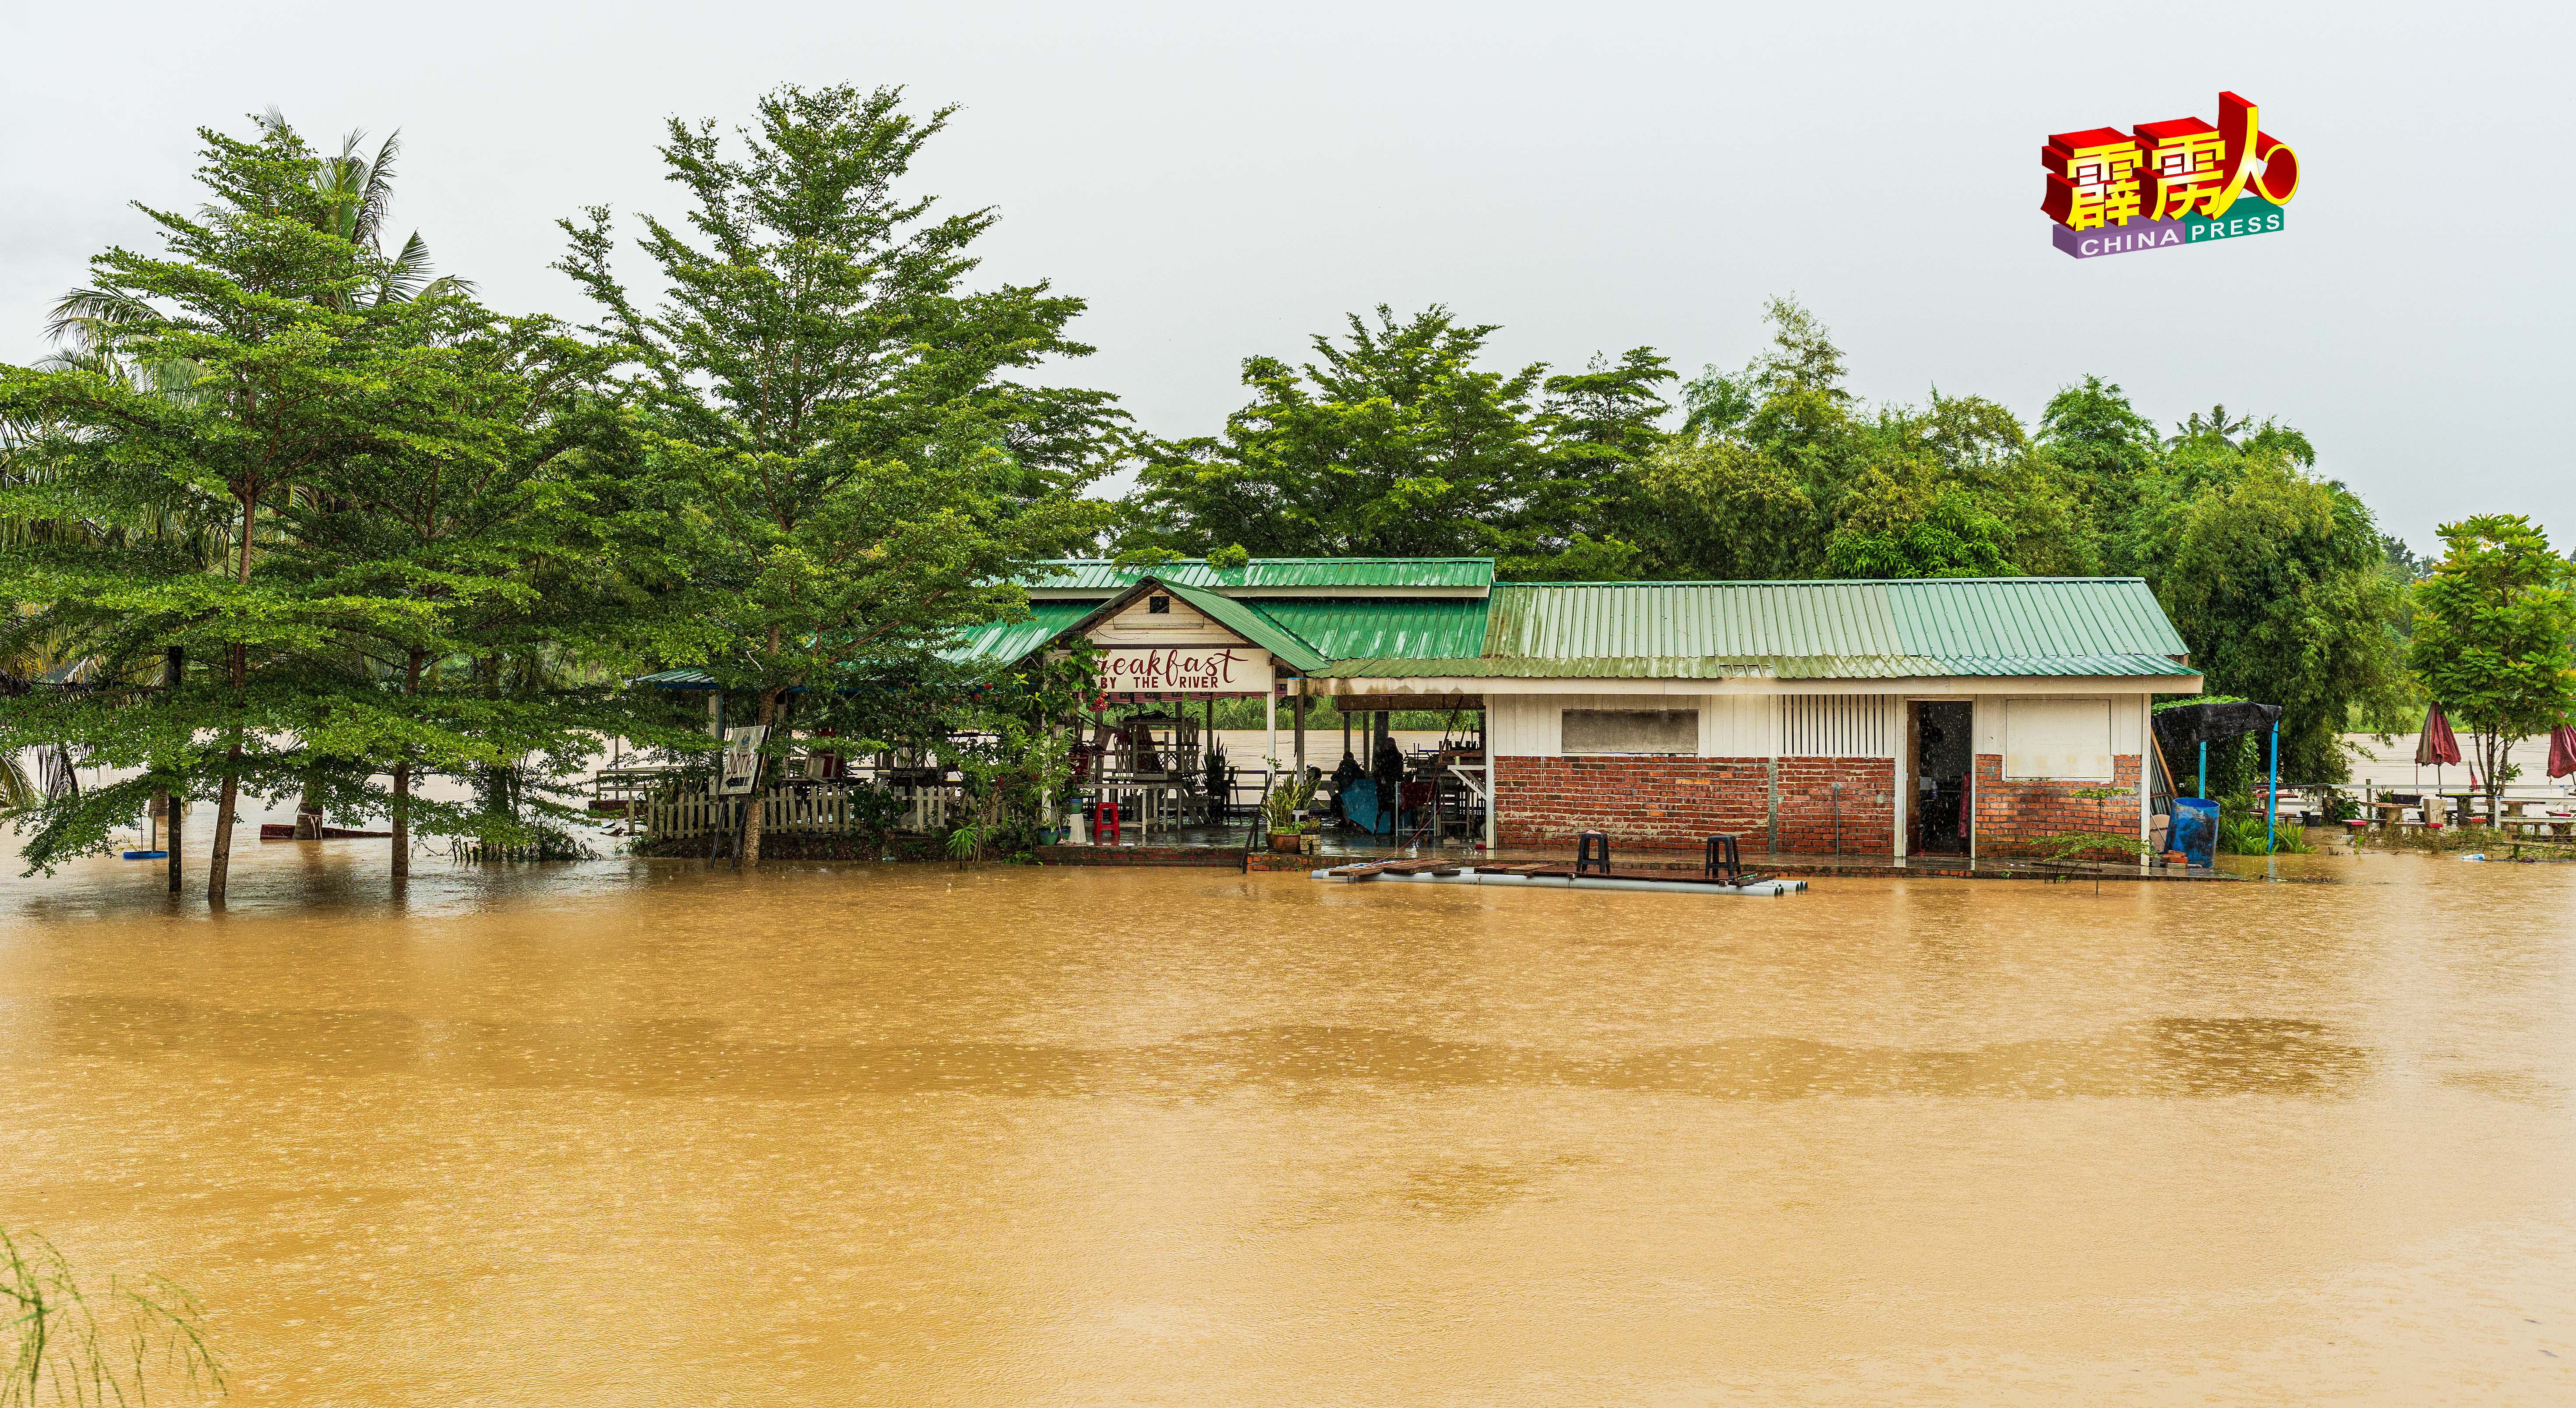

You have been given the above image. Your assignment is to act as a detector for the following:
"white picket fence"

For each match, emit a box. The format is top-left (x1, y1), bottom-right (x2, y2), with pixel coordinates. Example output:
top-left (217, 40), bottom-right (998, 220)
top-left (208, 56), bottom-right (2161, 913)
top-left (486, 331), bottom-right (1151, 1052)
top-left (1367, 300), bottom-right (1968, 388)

top-left (643, 785), bottom-right (961, 840)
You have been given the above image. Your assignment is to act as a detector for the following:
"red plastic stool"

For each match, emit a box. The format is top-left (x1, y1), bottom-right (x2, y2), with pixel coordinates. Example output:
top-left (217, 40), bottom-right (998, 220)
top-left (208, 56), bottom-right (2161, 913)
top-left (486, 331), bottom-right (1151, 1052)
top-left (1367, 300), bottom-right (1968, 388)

top-left (1094, 799), bottom-right (1121, 843)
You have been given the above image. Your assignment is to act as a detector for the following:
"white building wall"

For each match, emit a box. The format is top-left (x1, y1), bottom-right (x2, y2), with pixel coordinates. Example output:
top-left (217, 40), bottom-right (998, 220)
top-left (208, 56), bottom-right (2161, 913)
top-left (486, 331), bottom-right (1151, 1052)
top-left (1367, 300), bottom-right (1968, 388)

top-left (1776, 695), bottom-right (1900, 759)
top-left (1488, 692), bottom-right (1725, 758)
top-left (1087, 593), bottom-right (1230, 646)
top-left (1972, 694), bottom-right (2148, 757)
top-left (1485, 690), bottom-right (1906, 760)
top-left (1702, 694), bottom-right (1773, 757)
top-left (1494, 689), bottom-right (2156, 762)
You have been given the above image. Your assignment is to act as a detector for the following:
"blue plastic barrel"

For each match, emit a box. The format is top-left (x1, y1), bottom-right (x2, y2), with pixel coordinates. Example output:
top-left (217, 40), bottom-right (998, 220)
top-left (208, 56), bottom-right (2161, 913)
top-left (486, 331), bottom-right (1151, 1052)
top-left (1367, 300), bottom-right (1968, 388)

top-left (2169, 798), bottom-right (2219, 868)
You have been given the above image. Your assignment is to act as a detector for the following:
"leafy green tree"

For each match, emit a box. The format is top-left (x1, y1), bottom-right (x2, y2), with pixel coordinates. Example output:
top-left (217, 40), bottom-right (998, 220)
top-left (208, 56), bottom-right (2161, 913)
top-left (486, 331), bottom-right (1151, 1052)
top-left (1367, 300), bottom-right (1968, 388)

top-left (2405, 514), bottom-right (2576, 818)
top-left (1649, 303), bottom-right (2082, 582)
top-left (1620, 434), bottom-right (1822, 580)
top-left (1822, 463), bottom-right (2018, 579)
top-left (0, 115), bottom-right (475, 892)
top-left (557, 83), bottom-right (1118, 865)
top-left (2134, 445), bottom-right (2408, 783)
top-left (1878, 392), bottom-right (2091, 575)
top-left (2038, 376), bottom-right (2160, 480)
top-left (275, 310), bottom-right (711, 873)
top-left (1121, 305), bottom-right (1669, 578)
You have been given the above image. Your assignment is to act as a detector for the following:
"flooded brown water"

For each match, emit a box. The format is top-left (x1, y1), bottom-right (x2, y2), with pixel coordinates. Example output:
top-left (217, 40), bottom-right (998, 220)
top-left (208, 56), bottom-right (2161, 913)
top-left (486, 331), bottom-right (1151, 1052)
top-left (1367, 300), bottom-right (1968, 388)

top-left (3, 832), bottom-right (2573, 1404)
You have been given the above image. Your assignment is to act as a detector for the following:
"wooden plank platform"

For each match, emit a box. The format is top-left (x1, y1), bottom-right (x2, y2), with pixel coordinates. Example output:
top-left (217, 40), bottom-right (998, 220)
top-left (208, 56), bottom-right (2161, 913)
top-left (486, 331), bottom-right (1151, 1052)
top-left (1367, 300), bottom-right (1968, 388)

top-left (1316, 861), bottom-right (1775, 886)
top-left (259, 823), bottom-right (392, 840)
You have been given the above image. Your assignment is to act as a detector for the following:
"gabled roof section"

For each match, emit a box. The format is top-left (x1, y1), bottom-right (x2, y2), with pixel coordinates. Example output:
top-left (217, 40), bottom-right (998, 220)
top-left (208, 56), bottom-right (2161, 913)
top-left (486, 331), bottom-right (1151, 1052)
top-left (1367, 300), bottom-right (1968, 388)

top-left (1028, 557), bottom-right (1493, 597)
top-left (1054, 575), bottom-right (1330, 673)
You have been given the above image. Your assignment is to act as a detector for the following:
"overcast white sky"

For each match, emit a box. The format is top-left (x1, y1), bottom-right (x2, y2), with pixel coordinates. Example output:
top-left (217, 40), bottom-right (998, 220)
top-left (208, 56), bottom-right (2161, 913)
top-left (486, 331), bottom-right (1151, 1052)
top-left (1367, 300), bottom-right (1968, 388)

top-left (4, 0), bottom-right (2565, 552)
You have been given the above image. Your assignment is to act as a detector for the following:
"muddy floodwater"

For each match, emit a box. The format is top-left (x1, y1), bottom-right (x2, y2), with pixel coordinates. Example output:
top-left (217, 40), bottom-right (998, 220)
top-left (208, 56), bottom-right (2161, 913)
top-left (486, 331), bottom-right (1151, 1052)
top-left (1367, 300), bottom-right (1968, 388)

top-left (3, 838), bottom-right (2573, 1404)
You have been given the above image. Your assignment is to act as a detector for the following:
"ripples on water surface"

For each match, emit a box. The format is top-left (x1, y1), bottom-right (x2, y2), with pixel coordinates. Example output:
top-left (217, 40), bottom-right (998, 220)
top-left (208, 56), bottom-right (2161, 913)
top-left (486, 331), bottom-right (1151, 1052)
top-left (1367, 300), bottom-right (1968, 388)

top-left (1, 834), bottom-right (2571, 1404)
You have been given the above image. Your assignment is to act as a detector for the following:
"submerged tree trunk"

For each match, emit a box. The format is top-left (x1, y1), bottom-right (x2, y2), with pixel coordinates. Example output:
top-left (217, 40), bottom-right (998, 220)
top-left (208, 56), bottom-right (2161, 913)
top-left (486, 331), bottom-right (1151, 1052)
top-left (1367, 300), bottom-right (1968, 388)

top-left (209, 493), bottom-right (258, 904)
top-left (391, 650), bottom-right (424, 879)
top-left (208, 642), bottom-right (249, 902)
top-left (2481, 731), bottom-right (2510, 826)
top-left (738, 688), bottom-right (785, 869)
top-left (390, 762), bottom-right (411, 875)
top-left (208, 734), bottom-right (240, 903)
top-left (165, 646), bottom-right (185, 895)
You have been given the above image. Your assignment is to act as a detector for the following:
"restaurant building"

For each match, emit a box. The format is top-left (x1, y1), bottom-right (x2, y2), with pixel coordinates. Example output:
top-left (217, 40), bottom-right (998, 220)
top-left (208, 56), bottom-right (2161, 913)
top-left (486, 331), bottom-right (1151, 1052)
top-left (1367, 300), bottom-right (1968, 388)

top-left (960, 558), bottom-right (2204, 858)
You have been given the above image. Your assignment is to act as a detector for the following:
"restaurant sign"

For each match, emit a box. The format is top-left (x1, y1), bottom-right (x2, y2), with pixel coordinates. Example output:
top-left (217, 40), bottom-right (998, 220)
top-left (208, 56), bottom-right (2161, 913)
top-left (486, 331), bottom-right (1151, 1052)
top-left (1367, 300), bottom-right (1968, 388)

top-left (1097, 646), bottom-right (1270, 695)
top-left (717, 725), bottom-right (768, 795)
top-left (2043, 91), bottom-right (2300, 259)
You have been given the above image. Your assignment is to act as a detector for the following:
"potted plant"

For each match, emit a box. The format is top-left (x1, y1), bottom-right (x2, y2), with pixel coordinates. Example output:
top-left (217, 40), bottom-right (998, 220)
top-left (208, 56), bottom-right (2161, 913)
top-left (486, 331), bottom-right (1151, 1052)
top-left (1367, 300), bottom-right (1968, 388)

top-left (1262, 773), bottom-right (1314, 853)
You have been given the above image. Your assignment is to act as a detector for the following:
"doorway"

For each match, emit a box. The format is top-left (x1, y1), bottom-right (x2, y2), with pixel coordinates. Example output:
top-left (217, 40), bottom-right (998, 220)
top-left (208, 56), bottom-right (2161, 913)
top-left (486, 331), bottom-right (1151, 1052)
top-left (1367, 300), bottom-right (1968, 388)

top-left (1912, 701), bottom-right (1973, 854)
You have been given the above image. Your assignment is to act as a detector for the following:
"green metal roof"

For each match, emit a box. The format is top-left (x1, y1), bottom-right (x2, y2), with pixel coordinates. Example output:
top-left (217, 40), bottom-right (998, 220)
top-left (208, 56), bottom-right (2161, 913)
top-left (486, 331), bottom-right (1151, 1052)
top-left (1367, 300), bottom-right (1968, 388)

top-left (940, 602), bottom-right (1094, 666)
top-left (641, 575), bottom-right (2198, 688)
top-left (1154, 578), bottom-right (1329, 672)
top-left (1307, 651), bottom-right (2197, 680)
top-left (1030, 557), bottom-right (1493, 593)
top-left (1883, 579), bottom-right (2189, 659)
top-left (1309, 578), bottom-right (2193, 680)
top-left (632, 667), bottom-right (719, 688)
top-left (1250, 599), bottom-right (1490, 662)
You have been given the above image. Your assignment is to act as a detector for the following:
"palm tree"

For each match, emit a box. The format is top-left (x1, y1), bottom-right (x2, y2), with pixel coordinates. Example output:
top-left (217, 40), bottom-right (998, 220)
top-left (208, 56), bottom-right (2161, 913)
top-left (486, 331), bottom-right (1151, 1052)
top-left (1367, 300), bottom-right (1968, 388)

top-left (2171, 404), bottom-right (2254, 449)
top-left (304, 120), bottom-right (471, 307)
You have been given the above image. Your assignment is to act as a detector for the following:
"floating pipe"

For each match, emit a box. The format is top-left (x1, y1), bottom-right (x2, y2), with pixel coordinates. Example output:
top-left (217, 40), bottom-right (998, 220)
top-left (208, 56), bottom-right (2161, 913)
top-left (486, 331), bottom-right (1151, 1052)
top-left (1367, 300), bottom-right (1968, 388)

top-left (1312, 867), bottom-right (1805, 897)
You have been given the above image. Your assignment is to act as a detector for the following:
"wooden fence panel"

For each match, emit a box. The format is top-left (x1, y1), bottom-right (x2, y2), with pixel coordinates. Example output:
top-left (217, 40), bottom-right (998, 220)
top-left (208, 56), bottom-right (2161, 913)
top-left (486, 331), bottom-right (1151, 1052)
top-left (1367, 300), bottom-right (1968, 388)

top-left (641, 785), bottom-right (963, 840)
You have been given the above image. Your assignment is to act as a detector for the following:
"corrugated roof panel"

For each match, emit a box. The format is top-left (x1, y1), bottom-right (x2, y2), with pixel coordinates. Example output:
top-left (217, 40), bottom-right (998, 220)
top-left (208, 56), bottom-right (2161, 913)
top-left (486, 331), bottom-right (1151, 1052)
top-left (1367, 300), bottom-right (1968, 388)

top-left (642, 576), bottom-right (2195, 687)
top-left (1145, 578), bottom-right (1330, 672)
top-left (1884, 578), bottom-right (2186, 658)
top-left (941, 603), bottom-right (1094, 665)
top-left (633, 667), bottom-right (717, 688)
top-left (1481, 579), bottom-right (2186, 664)
top-left (1252, 599), bottom-right (1490, 661)
top-left (1033, 558), bottom-right (1495, 591)
top-left (1307, 651), bottom-right (2199, 681)
top-left (1483, 582), bottom-right (1909, 658)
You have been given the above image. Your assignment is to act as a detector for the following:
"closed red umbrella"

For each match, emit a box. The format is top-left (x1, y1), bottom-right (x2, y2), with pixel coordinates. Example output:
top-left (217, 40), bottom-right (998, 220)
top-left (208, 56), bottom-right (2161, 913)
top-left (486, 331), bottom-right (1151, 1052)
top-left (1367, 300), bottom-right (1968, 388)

top-left (2415, 703), bottom-right (2462, 767)
top-left (2549, 724), bottom-right (2576, 780)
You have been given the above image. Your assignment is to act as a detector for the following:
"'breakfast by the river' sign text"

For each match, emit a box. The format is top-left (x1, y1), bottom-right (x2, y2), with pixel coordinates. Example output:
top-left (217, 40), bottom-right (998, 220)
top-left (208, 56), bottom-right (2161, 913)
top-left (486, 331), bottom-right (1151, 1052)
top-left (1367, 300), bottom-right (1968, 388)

top-left (1096, 647), bottom-right (1269, 695)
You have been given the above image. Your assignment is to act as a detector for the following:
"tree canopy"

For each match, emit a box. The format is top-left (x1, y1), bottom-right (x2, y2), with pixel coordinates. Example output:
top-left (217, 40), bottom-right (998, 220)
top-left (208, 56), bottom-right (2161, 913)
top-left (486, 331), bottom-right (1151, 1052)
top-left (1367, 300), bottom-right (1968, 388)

top-left (555, 83), bottom-right (1122, 862)
top-left (1118, 295), bottom-right (2426, 782)
top-left (2405, 514), bottom-right (2576, 812)
top-left (1116, 305), bottom-right (1671, 579)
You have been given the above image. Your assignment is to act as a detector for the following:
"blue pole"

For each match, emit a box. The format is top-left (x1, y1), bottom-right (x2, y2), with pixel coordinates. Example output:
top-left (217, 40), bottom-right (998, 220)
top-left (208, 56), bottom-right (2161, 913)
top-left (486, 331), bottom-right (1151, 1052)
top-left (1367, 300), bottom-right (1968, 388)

top-left (2198, 741), bottom-right (2207, 799)
top-left (2267, 723), bottom-right (2280, 855)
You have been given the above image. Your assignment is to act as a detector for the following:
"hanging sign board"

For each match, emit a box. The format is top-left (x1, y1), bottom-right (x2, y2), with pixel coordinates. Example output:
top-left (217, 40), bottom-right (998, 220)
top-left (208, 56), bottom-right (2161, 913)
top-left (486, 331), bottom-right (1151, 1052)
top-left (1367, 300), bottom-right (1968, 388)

top-left (1095, 646), bottom-right (1271, 696)
top-left (718, 725), bottom-right (769, 795)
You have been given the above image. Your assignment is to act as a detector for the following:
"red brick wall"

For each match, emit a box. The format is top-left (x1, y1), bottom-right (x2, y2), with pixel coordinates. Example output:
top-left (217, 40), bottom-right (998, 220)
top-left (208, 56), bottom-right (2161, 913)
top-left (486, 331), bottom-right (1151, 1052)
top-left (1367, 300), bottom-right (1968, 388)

top-left (1494, 756), bottom-right (1895, 854)
top-left (1970, 754), bottom-right (2144, 857)
top-left (1775, 758), bottom-right (1895, 854)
